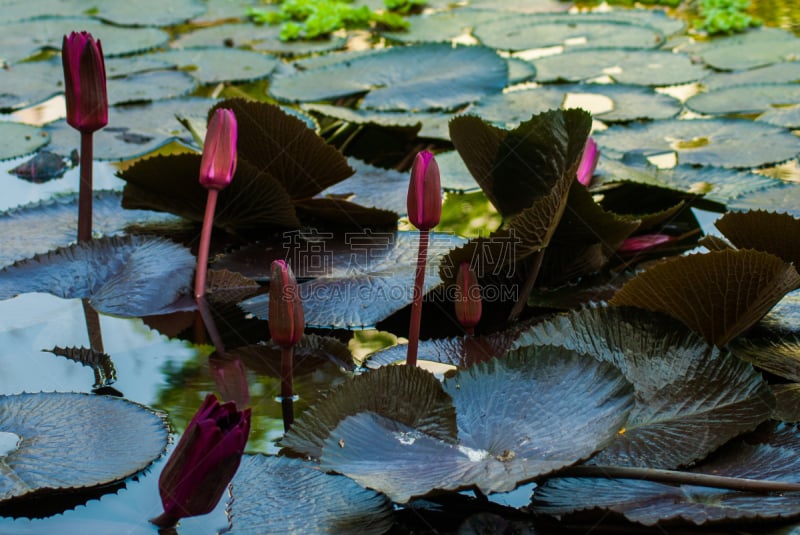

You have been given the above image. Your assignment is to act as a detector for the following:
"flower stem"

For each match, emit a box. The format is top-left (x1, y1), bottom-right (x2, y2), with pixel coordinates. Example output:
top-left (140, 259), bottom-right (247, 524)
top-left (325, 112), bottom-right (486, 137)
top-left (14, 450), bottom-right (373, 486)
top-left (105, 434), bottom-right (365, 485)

top-left (281, 346), bottom-right (294, 430)
top-left (194, 189), bottom-right (219, 299)
top-left (77, 131), bottom-right (93, 242)
top-left (81, 298), bottom-right (104, 354)
top-left (406, 230), bottom-right (429, 367)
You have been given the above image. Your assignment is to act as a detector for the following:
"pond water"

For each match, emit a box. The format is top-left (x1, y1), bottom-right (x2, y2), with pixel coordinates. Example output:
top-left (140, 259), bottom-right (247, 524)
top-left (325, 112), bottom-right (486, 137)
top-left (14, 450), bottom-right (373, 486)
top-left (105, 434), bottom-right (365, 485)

top-left (2, 0), bottom-right (800, 533)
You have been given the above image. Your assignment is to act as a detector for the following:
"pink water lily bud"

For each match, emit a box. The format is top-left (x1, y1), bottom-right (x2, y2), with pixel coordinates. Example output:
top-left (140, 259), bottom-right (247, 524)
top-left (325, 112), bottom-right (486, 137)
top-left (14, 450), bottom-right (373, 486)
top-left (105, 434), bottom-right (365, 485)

top-left (455, 262), bottom-right (482, 331)
top-left (618, 233), bottom-right (674, 254)
top-left (269, 260), bottom-right (305, 348)
top-left (62, 31), bottom-right (108, 134)
top-left (407, 150), bottom-right (442, 231)
top-left (199, 108), bottom-right (238, 190)
top-left (152, 394), bottom-right (250, 528)
top-left (576, 137), bottom-right (599, 187)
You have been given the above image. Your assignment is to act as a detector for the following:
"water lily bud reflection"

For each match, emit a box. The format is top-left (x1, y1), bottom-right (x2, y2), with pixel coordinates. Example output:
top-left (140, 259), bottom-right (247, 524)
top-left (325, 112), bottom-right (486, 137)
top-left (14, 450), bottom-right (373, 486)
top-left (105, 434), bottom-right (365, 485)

top-left (61, 31), bottom-right (108, 134)
top-left (455, 262), bottom-right (482, 331)
top-left (152, 393), bottom-right (250, 528)
top-left (269, 260), bottom-right (305, 348)
top-left (576, 137), bottom-right (599, 187)
top-left (407, 150), bottom-right (442, 231)
top-left (199, 108), bottom-right (238, 190)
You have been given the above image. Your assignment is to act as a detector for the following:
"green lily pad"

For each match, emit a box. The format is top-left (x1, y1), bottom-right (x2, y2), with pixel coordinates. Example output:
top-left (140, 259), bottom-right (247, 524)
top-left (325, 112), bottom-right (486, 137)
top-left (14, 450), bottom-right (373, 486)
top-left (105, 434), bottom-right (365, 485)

top-left (695, 27), bottom-right (800, 71)
top-left (382, 9), bottom-right (506, 43)
top-left (318, 347), bottom-right (633, 503)
top-left (269, 43), bottom-right (508, 112)
top-left (0, 392), bottom-right (167, 502)
top-left (532, 423), bottom-right (800, 526)
top-left (108, 70), bottom-right (197, 105)
top-left (227, 455), bottom-right (393, 534)
top-left (0, 235), bottom-right (195, 317)
top-left (702, 62), bottom-right (800, 90)
top-left (686, 84), bottom-right (800, 116)
top-left (435, 150), bottom-right (480, 192)
top-left (757, 104), bottom-right (800, 128)
top-left (175, 22), bottom-right (346, 56)
top-left (320, 158), bottom-right (411, 216)
top-left (595, 118), bottom-right (800, 169)
top-left (0, 122), bottom-right (49, 161)
top-left (730, 183), bottom-right (800, 217)
top-left (0, 59), bottom-right (62, 112)
top-left (144, 48), bottom-right (279, 84)
top-left (85, 0), bottom-right (206, 26)
top-left (515, 307), bottom-right (773, 469)
top-left (610, 249), bottom-right (800, 346)
top-left (0, 190), bottom-right (181, 269)
top-left (45, 97), bottom-right (216, 161)
top-left (0, 18), bottom-right (168, 63)
top-left (303, 103), bottom-right (452, 140)
top-left (531, 49), bottom-right (708, 86)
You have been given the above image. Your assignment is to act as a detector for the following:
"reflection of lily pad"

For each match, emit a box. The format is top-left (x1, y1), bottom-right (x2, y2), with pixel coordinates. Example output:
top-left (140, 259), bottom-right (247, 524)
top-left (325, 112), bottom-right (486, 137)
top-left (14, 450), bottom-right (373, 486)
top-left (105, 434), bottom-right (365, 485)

top-left (269, 44), bottom-right (508, 111)
top-left (686, 84), bottom-right (800, 116)
top-left (0, 392), bottom-right (167, 502)
top-left (0, 122), bottom-right (49, 161)
top-left (531, 49), bottom-right (707, 86)
top-left (228, 455), bottom-right (393, 535)
top-left (0, 235), bottom-right (195, 317)
top-left (596, 118), bottom-right (800, 168)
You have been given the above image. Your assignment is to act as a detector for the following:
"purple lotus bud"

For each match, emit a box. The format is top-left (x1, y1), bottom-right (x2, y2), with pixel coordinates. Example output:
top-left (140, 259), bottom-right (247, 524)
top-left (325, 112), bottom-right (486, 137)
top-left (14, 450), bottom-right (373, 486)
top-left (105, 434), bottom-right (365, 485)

top-left (152, 394), bottom-right (250, 527)
top-left (62, 31), bottom-right (108, 134)
top-left (199, 108), bottom-right (238, 190)
top-left (455, 262), bottom-right (482, 330)
top-left (618, 233), bottom-right (674, 254)
top-left (269, 260), bottom-right (304, 348)
top-left (576, 137), bottom-right (599, 187)
top-left (407, 150), bottom-right (442, 231)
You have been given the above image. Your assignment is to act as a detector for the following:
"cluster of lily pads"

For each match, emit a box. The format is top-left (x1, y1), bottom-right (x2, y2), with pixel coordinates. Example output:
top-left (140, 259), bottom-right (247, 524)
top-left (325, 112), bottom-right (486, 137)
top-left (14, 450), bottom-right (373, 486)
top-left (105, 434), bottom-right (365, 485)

top-left (2, 0), bottom-right (800, 533)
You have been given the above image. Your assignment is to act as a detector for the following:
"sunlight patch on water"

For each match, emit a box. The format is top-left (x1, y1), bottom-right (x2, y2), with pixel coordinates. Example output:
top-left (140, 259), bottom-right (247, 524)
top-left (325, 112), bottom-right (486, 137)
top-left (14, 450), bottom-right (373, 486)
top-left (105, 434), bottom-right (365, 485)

top-left (458, 444), bottom-right (491, 462)
top-left (0, 431), bottom-right (20, 457)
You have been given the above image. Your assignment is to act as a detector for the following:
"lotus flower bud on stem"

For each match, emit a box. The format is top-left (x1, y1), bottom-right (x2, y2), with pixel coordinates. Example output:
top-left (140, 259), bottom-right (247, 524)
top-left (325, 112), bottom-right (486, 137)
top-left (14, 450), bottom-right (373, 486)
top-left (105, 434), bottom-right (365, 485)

top-left (194, 108), bottom-right (238, 299)
top-left (455, 262), bottom-right (482, 336)
top-left (62, 31), bottom-right (108, 242)
top-left (406, 150), bottom-right (442, 367)
top-left (576, 137), bottom-right (599, 187)
top-left (269, 259), bottom-right (305, 430)
top-left (150, 394), bottom-right (250, 528)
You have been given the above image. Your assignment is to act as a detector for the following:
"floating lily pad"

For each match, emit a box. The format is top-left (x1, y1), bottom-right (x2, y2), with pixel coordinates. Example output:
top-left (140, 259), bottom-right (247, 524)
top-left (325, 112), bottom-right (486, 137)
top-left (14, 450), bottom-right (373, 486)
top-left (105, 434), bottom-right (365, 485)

top-left (730, 183), bottom-right (800, 217)
top-left (269, 44), bottom-right (508, 112)
top-left (145, 48), bottom-right (279, 84)
top-left (318, 346), bottom-right (633, 503)
top-left (532, 423), bottom-right (800, 526)
top-left (435, 150), bottom-right (480, 192)
top-left (610, 249), bottom-right (800, 346)
top-left (0, 235), bottom-right (195, 317)
top-left (0, 392), bottom-right (167, 502)
top-left (695, 27), bottom-right (800, 71)
top-left (0, 59), bottom-right (61, 112)
top-left (240, 231), bottom-right (465, 329)
top-left (45, 97), bottom-right (216, 161)
top-left (382, 9), bottom-right (506, 43)
top-left (0, 122), bottom-right (49, 161)
top-left (175, 22), bottom-right (346, 56)
top-left (0, 190), bottom-right (181, 268)
top-left (702, 62), bottom-right (800, 90)
top-left (515, 307), bottom-right (773, 468)
top-left (531, 49), bottom-right (708, 86)
top-left (365, 331), bottom-right (520, 369)
top-left (757, 104), bottom-right (800, 128)
top-left (227, 455), bottom-right (393, 534)
top-left (86, 0), bottom-right (206, 26)
top-left (0, 18), bottom-right (168, 63)
top-left (108, 70), bottom-right (197, 105)
top-left (686, 84), bottom-right (800, 116)
top-left (474, 17), bottom-right (664, 51)
top-left (320, 158), bottom-right (410, 216)
top-left (303, 103), bottom-right (452, 140)
top-left (595, 118), bottom-right (800, 169)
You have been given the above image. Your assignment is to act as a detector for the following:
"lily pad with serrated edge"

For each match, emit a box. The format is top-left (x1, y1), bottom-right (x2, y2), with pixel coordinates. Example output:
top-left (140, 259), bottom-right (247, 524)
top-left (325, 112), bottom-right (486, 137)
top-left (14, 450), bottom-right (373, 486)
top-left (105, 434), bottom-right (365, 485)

top-left (0, 59), bottom-right (61, 112)
top-left (695, 27), bottom-right (800, 71)
top-left (532, 423), bottom-right (800, 526)
top-left (595, 118), bottom-right (800, 169)
top-left (686, 84), bottom-right (800, 116)
top-left (144, 48), bottom-right (279, 84)
top-left (757, 104), bottom-right (800, 129)
top-left (319, 158), bottom-right (410, 216)
top-left (175, 22), bottom-right (346, 56)
top-left (86, 0), bottom-right (206, 26)
top-left (0, 18), bottom-right (168, 63)
top-left (317, 346), bottom-right (633, 503)
top-left (0, 122), bottom-right (49, 161)
top-left (514, 306), bottom-right (773, 469)
top-left (435, 150), bottom-right (480, 192)
top-left (0, 235), bottom-right (195, 317)
top-left (609, 249), bottom-right (800, 346)
top-left (269, 43), bottom-right (508, 112)
top-left (733, 335), bottom-right (800, 384)
top-left (702, 62), bottom-right (800, 90)
top-left (0, 392), bottom-right (167, 503)
top-left (730, 183), bottom-right (800, 217)
top-left (530, 48), bottom-right (708, 86)
top-left (45, 97), bottom-right (216, 161)
top-left (227, 455), bottom-right (393, 535)
top-left (382, 9), bottom-right (512, 44)
top-left (108, 70), bottom-right (198, 105)
top-left (715, 210), bottom-right (800, 266)
top-left (239, 231), bottom-right (466, 329)
top-left (303, 103), bottom-right (452, 140)
top-left (0, 190), bottom-right (181, 268)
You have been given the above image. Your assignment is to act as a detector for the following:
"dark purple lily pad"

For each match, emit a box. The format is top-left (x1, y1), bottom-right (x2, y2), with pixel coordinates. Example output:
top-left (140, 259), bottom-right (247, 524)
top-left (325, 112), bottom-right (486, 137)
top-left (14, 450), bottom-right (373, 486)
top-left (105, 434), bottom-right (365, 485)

top-left (318, 346), bottom-right (633, 503)
top-left (0, 235), bottom-right (195, 317)
top-left (715, 210), bottom-right (800, 266)
top-left (0, 392), bottom-right (167, 503)
top-left (515, 306), bottom-right (774, 469)
top-left (9, 151), bottom-right (73, 183)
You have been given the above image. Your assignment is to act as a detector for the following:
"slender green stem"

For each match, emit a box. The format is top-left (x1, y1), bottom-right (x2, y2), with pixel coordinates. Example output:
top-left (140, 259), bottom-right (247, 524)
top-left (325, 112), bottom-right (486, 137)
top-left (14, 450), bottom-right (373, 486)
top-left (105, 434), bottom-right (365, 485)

top-left (508, 249), bottom-right (544, 322)
top-left (406, 230), bottom-right (429, 367)
top-left (194, 189), bottom-right (219, 299)
top-left (559, 465), bottom-right (800, 493)
top-left (281, 346), bottom-right (294, 430)
top-left (77, 131), bottom-right (93, 242)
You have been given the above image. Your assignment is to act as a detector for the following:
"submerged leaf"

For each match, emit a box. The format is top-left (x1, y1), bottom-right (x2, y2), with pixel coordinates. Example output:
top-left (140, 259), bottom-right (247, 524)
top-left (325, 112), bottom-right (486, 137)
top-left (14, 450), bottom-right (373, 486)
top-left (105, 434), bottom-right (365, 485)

top-left (0, 235), bottom-right (195, 317)
top-left (610, 249), bottom-right (800, 346)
